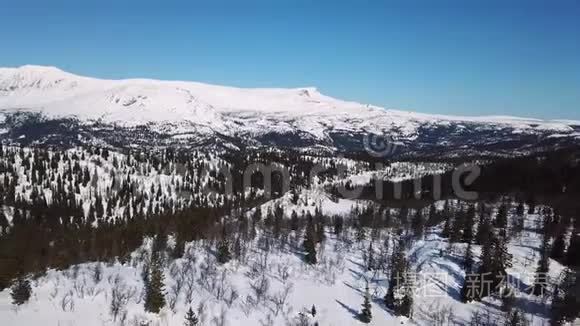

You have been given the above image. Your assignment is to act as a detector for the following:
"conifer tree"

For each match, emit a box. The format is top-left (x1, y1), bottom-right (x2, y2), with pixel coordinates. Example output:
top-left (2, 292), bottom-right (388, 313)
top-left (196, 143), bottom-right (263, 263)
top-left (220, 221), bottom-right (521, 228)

top-left (476, 213), bottom-right (492, 245)
top-left (216, 239), bottom-right (231, 264)
top-left (462, 205), bottom-right (475, 243)
top-left (441, 216), bottom-right (451, 238)
top-left (144, 255), bottom-right (166, 313)
top-left (532, 234), bottom-right (550, 297)
top-left (303, 217), bottom-right (317, 265)
top-left (411, 209), bottom-right (424, 238)
top-left (385, 240), bottom-right (413, 317)
top-left (184, 306), bottom-right (199, 326)
top-left (359, 283), bottom-right (372, 323)
top-left (366, 241), bottom-right (375, 271)
top-left (565, 232), bottom-right (580, 267)
top-left (10, 278), bottom-right (32, 306)
top-left (494, 204), bottom-right (508, 229)
top-left (463, 241), bottom-right (474, 272)
top-left (550, 230), bottom-right (566, 262)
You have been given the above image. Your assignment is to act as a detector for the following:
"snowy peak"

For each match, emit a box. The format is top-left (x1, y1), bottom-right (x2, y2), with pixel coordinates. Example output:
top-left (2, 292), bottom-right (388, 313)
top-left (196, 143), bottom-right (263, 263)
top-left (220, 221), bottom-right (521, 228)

top-left (0, 65), bottom-right (579, 156)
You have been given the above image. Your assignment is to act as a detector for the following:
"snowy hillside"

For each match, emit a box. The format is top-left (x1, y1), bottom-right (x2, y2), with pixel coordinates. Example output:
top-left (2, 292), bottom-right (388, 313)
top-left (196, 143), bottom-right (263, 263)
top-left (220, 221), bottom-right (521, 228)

top-left (0, 202), bottom-right (570, 326)
top-left (1, 65), bottom-right (579, 157)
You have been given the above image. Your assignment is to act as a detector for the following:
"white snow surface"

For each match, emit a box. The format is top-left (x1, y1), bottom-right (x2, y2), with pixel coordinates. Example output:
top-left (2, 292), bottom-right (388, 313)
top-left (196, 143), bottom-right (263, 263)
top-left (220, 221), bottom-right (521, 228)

top-left (0, 65), bottom-right (577, 138)
top-left (0, 202), bottom-right (569, 326)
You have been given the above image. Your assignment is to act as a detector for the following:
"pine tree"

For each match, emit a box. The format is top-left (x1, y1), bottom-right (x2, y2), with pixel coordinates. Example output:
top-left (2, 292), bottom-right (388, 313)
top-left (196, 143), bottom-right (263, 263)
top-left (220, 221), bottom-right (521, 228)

top-left (359, 283), bottom-right (372, 323)
top-left (10, 278), bottom-right (32, 306)
top-left (411, 209), bottom-right (424, 238)
top-left (550, 230), bottom-right (566, 262)
top-left (144, 255), bottom-right (166, 313)
top-left (290, 210), bottom-right (299, 231)
top-left (565, 232), bottom-right (580, 267)
top-left (463, 241), bottom-right (474, 272)
top-left (311, 304), bottom-right (317, 317)
top-left (366, 241), bottom-right (375, 271)
top-left (489, 230), bottom-right (512, 294)
top-left (216, 240), bottom-right (231, 264)
top-left (303, 217), bottom-right (317, 265)
top-left (184, 306), bottom-right (199, 326)
top-left (532, 234), bottom-right (550, 297)
top-left (441, 216), bottom-right (451, 238)
top-left (0, 210), bottom-right (8, 235)
top-left (476, 213), bottom-right (492, 245)
top-left (384, 240), bottom-right (413, 317)
top-left (495, 204), bottom-right (508, 229)
top-left (462, 205), bottom-right (475, 243)
top-left (449, 212), bottom-right (464, 243)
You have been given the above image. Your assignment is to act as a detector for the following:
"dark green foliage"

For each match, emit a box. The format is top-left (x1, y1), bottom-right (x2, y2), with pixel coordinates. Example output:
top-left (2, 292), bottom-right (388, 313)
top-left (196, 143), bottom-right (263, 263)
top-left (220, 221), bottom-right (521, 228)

top-left (144, 255), bottom-right (166, 313)
top-left (184, 306), bottom-right (199, 326)
top-left (532, 234), bottom-right (550, 297)
top-left (565, 232), bottom-right (580, 267)
top-left (359, 283), bottom-right (372, 323)
top-left (463, 241), bottom-right (474, 272)
top-left (411, 209), bottom-right (424, 238)
top-left (216, 240), bottom-right (231, 264)
top-left (10, 278), bottom-right (32, 306)
top-left (550, 231), bottom-right (566, 262)
top-left (494, 204), bottom-right (508, 229)
top-left (384, 240), bottom-right (413, 317)
top-left (303, 217), bottom-right (317, 265)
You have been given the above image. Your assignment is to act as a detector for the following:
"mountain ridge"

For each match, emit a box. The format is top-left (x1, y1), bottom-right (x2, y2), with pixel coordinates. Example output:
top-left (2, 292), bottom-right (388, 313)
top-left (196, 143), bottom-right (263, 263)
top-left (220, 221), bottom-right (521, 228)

top-left (0, 65), bottom-right (579, 157)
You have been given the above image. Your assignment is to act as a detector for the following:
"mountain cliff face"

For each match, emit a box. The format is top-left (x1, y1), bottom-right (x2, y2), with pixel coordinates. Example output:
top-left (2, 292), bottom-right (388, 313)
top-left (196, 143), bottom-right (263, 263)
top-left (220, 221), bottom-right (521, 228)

top-left (1, 65), bottom-right (578, 157)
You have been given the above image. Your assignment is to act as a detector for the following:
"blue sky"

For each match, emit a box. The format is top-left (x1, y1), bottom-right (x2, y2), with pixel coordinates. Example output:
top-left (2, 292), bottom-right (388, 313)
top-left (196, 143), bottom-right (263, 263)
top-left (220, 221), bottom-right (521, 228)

top-left (1, 0), bottom-right (579, 119)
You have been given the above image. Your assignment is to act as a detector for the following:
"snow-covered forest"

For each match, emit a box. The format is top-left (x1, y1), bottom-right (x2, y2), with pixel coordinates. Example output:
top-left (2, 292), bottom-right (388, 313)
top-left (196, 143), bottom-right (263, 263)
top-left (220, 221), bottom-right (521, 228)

top-left (0, 145), bottom-right (579, 325)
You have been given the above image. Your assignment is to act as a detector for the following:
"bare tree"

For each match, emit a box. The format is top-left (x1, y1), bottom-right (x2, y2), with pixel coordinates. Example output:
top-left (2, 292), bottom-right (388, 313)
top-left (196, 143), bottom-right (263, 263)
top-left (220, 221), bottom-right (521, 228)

top-left (110, 274), bottom-right (137, 322)
top-left (61, 290), bottom-right (75, 312)
top-left (424, 301), bottom-right (456, 326)
top-left (250, 276), bottom-right (270, 304)
top-left (268, 283), bottom-right (293, 316)
top-left (212, 306), bottom-right (227, 326)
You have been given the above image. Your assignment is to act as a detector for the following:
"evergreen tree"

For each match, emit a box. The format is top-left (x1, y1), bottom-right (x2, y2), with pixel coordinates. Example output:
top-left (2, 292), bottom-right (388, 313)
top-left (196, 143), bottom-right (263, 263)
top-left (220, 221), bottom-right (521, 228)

top-left (565, 232), bottom-right (580, 267)
top-left (411, 209), bottom-right (424, 238)
top-left (532, 234), bottom-right (550, 296)
top-left (359, 283), bottom-right (372, 323)
top-left (462, 205), bottom-right (475, 243)
top-left (144, 255), bottom-right (166, 313)
top-left (384, 240), bottom-right (413, 317)
top-left (476, 213), bottom-right (492, 245)
top-left (216, 240), bottom-right (231, 264)
top-left (10, 278), bottom-right (32, 306)
top-left (311, 304), bottom-right (317, 317)
top-left (184, 306), bottom-right (199, 326)
top-left (303, 217), bottom-right (317, 265)
top-left (366, 241), bottom-right (375, 271)
top-left (290, 210), bottom-right (299, 231)
top-left (550, 230), bottom-right (566, 262)
top-left (441, 216), bottom-right (451, 238)
top-left (494, 204), bottom-right (508, 229)
top-left (463, 241), bottom-right (474, 272)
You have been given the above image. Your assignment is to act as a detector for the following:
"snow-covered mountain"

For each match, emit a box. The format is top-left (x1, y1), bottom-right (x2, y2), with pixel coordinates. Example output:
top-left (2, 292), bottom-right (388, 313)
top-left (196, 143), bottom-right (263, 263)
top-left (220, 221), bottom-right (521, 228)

top-left (1, 65), bottom-right (578, 156)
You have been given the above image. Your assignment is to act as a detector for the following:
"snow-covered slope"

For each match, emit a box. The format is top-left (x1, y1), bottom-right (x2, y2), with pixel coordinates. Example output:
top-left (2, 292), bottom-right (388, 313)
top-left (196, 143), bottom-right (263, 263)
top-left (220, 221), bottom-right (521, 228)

top-left (1, 65), bottom-right (577, 132)
top-left (1, 65), bottom-right (579, 155)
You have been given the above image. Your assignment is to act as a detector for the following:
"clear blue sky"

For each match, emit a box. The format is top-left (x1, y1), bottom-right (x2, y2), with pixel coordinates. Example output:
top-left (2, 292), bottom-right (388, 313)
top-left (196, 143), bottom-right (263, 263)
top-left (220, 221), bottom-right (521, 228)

top-left (1, 0), bottom-right (579, 120)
